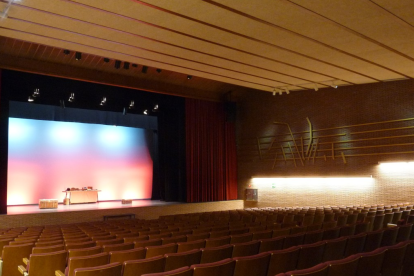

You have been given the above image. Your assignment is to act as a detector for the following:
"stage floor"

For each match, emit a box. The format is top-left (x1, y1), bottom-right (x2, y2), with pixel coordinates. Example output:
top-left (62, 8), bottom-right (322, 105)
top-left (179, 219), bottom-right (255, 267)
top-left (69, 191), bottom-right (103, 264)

top-left (7, 200), bottom-right (179, 215)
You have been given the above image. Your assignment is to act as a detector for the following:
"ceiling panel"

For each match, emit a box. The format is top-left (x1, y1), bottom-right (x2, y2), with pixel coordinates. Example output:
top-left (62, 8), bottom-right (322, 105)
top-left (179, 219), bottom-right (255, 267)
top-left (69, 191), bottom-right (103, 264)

top-left (0, 0), bottom-right (413, 96)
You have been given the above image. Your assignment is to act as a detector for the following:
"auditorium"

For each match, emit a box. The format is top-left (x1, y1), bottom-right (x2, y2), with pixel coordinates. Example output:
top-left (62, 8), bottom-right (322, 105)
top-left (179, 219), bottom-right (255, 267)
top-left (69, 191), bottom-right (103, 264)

top-left (0, 1), bottom-right (413, 275)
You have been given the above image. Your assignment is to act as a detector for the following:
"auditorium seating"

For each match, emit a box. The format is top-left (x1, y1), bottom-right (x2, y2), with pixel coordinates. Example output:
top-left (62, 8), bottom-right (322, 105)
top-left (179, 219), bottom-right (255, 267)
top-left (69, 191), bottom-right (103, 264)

top-left (0, 203), bottom-right (413, 276)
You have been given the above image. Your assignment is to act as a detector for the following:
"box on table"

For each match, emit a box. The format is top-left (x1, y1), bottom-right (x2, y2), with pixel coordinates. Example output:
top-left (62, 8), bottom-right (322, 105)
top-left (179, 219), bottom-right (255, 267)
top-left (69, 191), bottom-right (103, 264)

top-left (122, 199), bottom-right (132, 204)
top-left (39, 199), bottom-right (58, 209)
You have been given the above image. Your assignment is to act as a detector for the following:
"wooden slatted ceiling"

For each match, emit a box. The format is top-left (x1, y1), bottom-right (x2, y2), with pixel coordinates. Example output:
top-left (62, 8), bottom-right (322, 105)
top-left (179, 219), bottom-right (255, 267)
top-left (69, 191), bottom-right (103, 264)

top-left (0, 0), bottom-right (413, 97)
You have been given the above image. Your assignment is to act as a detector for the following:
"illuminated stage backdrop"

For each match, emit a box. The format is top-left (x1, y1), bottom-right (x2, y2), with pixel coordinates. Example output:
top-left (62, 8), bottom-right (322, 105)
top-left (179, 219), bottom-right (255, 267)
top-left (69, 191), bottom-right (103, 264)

top-left (8, 118), bottom-right (153, 205)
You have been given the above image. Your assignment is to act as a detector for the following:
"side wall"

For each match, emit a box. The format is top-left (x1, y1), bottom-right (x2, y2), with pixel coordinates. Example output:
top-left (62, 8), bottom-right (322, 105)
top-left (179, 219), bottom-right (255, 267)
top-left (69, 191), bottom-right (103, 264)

top-left (236, 80), bottom-right (414, 208)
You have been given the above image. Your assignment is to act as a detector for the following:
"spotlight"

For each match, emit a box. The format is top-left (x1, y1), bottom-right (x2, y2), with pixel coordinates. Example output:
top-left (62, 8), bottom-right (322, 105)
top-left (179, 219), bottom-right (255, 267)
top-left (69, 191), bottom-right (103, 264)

top-left (152, 104), bottom-right (159, 112)
top-left (314, 84), bottom-right (319, 91)
top-left (28, 96), bottom-right (34, 102)
top-left (100, 97), bottom-right (107, 106)
top-left (129, 100), bottom-right (135, 109)
top-left (68, 93), bottom-right (75, 102)
top-left (32, 88), bottom-right (40, 97)
top-left (142, 66), bottom-right (148, 73)
top-left (143, 109), bottom-right (148, 115)
top-left (272, 91), bottom-right (276, 96)
top-left (331, 80), bottom-right (338, 89)
top-left (156, 69), bottom-right (162, 73)
top-left (284, 88), bottom-right (290, 94)
top-left (103, 58), bottom-right (110, 63)
top-left (114, 60), bottom-right (121, 69)
top-left (279, 91), bottom-right (282, 95)
top-left (63, 49), bottom-right (70, 55)
top-left (75, 52), bottom-right (81, 60)
top-left (187, 75), bottom-right (192, 80)
top-left (123, 62), bottom-right (130, 70)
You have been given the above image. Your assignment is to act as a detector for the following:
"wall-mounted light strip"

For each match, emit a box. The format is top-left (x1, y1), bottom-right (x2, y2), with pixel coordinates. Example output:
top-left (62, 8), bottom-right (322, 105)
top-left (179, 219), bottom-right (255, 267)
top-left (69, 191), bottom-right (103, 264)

top-left (251, 177), bottom-right (375, 192)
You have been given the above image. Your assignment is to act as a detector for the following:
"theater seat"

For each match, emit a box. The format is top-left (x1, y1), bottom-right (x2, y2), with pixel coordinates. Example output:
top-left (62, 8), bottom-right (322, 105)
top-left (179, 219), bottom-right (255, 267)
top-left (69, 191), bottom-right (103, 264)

top-left (164, 249), bottom-right (202, 271)
top-left (233, 252), bottom-right (270, 276)
top-left (191, 258), bottom-right (235, 276)
top-left (17, 250), bottom-right (67, 276)
top-left (122, 255), bottom-right (166, 276)
top-left (72, 262), bottom-right (122, 276)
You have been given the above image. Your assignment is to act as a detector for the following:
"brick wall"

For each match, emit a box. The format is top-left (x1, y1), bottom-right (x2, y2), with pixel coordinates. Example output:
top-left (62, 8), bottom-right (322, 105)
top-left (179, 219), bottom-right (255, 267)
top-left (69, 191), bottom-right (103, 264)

top-left (236, 79), bottom-right (414, 208)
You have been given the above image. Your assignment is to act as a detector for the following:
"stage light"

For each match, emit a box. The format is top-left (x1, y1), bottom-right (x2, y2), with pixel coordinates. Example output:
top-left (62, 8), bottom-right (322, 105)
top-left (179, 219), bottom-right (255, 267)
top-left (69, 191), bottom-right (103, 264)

top-left (75, 52), bottom-right (82, 60)
top-left (331, 80), bottom-right (338, 89)
top-left (33, 88), bottom-right (40, 97)
top-left (103, 58), bottom-right (110, 63)
top-left (63, 49), bottom-right (70, 55)
top-left (28, 96), bottom-right (34, 102)
top-left (143, 109), bottom-right (148, 115)
top-left (156, 69), bottom-right (162, 73)
top-left (284, 88), bottom-right (290, 94)
top-left (100, 97), bottom-right (107, 106)
top-left (129, 100), bottom-right (135, 109)
top-left (314, 83), bottom-right (319, 91)
top-left (114, 60), bottom-right (121, 69)
top-left (152, 104), bottom-right (158, 112)
top-left (68, 93), bottom-right (75, 102)
top-left (187, 75), bottom-right (192, 80)
top-left (142, 66), bottom-right (148, 73)
top-left (123, 62), bottom-right (130, 70)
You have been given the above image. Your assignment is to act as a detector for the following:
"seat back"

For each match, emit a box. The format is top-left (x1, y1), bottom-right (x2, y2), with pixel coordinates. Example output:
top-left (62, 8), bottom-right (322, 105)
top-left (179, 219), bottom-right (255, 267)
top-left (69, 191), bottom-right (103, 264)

top-left (162, 235), bottom-right (187, 245)
top-left (283, 233), bottom-right (304, 249)
top-left (285, 262), bottom-right (329, 276)
top-left (381, 242), bottom-right (406, 276)
top-left (164, 249), bottom-right (202, 271)
top-left (73, 262), bottom-right (122, 276)
top-left (140, 266), bottom-right (193, 276)
top-left (267, 246), bottom-right (300, 276)
top-left (322, 236), bottom-right (347, 262)
top-left (322, 227), bottom-right (340, 240)
top-left (232, 240), bottom-right (260, 258)
top-left (146, 243), bottom-right (178, 258)
top-left (204, 236), bottom-right (230, 248)
top-left (296, 241), bottom-right (325, 270)
top-left (191, 258), bottom-right (235, 276)
top-left (1, 243), bottom-right (34, 276)
top-left (27, 250), bottom-right (67, 276)
top-left (233, 252), bottom-right (270, 276)
top-left (122, 255), bottom-right (166, 276)
top-left (326, 254), bottom-right (359, 276)
top-left (67, 252), bottom-right (109, 276)
top-left (102, 242), bottom-right (134, 253)
top-left (109, 247), bottom-right (146, 263)
top-left (230, 233), bottom-right (253, 244)
top-left (31, 242), bottom-right (65, 254)
top-left (355, 248), bottom-right (386, 276)
top-left (135, 239), bottom-right (163, 248)
top-left (177, 240), bottom-right (206, 253)
top-left (200, 244), bottom-right (234, 264)
top-left (343, 233), bottom-right (366, 257)
top-left (68, 246), bottom-right (103, 258)
top-left (380, 226), bottom-right (398, 247)
top-left (303, 230), bottom-right (323, 245)
top-left (65, 241), bottom-right (96, 250)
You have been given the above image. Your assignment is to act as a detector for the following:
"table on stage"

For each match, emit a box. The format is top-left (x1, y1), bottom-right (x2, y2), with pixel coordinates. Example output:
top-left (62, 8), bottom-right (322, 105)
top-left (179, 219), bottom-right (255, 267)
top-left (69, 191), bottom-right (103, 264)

top-left (63, 190), bottom-right (100, 204)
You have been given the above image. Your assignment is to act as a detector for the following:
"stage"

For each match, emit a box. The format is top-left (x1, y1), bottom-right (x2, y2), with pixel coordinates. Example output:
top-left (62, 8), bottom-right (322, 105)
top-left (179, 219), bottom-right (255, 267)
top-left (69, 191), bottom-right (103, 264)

top-left (0, 200), bottom-right (244, 228)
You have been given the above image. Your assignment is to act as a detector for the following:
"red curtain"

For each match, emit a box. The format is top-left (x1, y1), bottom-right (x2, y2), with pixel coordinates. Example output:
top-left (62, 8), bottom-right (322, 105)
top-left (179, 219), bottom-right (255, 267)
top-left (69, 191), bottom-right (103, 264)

top-left (186, 99), bottom-right (238, 202)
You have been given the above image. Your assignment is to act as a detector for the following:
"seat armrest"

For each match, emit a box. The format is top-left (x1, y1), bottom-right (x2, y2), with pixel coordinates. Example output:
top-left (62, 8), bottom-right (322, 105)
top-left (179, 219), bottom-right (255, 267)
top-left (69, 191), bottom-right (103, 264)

top-left (18, 265), bottom-right (27, 275)
top-left (23, 258), bottom-right (29, 265)
top-left (55, 270), bottom-right (65, 276)
top-left (0, 258), bottom-right (3, 276)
